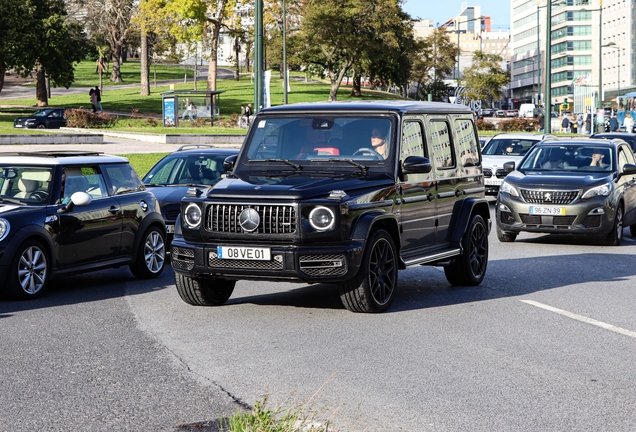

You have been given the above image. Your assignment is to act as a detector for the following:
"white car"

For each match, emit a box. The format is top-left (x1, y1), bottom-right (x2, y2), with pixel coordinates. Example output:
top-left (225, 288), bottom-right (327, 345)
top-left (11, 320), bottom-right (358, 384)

top-left (482, 133), bottom-right (557, 195)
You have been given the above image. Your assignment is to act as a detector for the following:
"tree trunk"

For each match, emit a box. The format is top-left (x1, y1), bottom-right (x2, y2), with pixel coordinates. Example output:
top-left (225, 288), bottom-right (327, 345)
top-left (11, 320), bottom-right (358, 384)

top-left (140, 33), bottom-right (150, 96)
top-left (244, 44), bottom-right (252, 72)
top-left (207, 26), bottom-right (219, 91)
top-left (0, 56), bottom-right (5, 93)
top-left (110, 45), bottom-right (123, 82)
top-left (351, 75), bottom-right (361, 97)
top-left (35, 63), bottom-right (48, 107)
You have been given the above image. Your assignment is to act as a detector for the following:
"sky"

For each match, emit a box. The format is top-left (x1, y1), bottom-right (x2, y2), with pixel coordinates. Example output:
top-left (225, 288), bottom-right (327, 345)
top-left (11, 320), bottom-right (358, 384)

top-left (401, 0), bottom-right (511, 30)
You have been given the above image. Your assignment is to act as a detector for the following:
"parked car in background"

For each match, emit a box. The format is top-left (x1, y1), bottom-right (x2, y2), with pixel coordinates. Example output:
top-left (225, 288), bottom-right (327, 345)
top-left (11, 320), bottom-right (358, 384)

top-left (479, 137), bottom-right (491, 148)
top-left (496, 139), bottom-right (636, 245)
top-left (480, 108), bottom-right (494, 117)
top-left (482, 133), bottom-right (557, 195)
top-left (13, 109), bottom-right (67, 129)
top-left (142, 145), bottom-right (239, 243)
top-left (519, 104), bottom-right (536, 118)
top-left (591, 132), bottom-right (636, 152)
top-left (495, 110), bottom-right (506, 117)
top-left (0, 151), bottom-right (166, 300)
top-left (505, 110), bottom-right (519, 117)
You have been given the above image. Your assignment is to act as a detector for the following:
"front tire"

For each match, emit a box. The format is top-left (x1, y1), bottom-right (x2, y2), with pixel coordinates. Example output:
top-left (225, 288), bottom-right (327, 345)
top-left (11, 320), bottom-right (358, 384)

top-left (445, 214), bottom-right (488, 286)
top-left (496, 226), bottom-right (517, 242)
top-left (339, 229), bottom-right (398, 313)
top-left (129, 226), bottom-right (166, 279)
top-left (604, 204), bottom-right (624, 246)
top-left (36, 124), bottom-right (46, 129)
top-left (7, 240), bottom-right (49, 300)
top-left (175, 273), bottom-right (235, 306)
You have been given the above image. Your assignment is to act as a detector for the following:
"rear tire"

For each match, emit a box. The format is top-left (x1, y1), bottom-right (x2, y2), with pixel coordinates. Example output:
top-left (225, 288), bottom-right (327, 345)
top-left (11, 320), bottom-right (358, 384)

top-left (339, 229), bottom-right (398, 313)
top-left (445, 214), bottom-right (488, 286)
top-left (36, 124), bottom-right (46, 129)
top-left (604, 204), bottom-right (624, 246)
top-left (129, 226), bottom-right (166, 279)
top-left (175, 273), bottom-right (235, 306)
top-left (7, 240), bottom-right (49, 300)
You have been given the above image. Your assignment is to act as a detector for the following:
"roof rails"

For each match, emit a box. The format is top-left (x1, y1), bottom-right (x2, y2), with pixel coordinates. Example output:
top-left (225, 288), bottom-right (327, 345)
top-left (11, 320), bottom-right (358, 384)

top-left (176, 144), bottom-right (217, 151)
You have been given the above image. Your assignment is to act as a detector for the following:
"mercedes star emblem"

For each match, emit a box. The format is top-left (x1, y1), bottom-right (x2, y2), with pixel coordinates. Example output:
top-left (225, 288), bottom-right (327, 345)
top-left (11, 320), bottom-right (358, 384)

top-left (239, 208), bottom-right (260, 232)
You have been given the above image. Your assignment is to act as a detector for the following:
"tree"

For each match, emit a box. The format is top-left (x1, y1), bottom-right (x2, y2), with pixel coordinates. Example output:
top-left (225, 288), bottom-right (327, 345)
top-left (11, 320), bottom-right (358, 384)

top-left (0, 0), bottom-right (33, 92)
top-left (461, 51), bottom-right (510, 106)
top-left (410, 28), bottom-right (458, 101)
top-left (0, 0), bottom-right (86, 104)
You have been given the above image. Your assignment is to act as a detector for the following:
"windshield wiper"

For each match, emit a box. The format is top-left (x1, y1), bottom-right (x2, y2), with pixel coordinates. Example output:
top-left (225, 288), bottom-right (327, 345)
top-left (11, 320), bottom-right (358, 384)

top-left (0, 197), bottom-right (26, 205)
top-left (263, 159), bottom-right (302, 171)
top-left (309, 158), bottom-right (369, 176)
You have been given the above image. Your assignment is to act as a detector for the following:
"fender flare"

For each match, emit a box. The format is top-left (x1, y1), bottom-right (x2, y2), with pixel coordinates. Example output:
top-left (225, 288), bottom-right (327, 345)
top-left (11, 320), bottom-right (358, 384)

top-left (351, 211), bottom-right (401, 250)
top-left (449, 198), bottom-right (491, 245)
top-left (0, 225), bottom-right (56, 275)
top-left (130, 213), bottom-right (166, 257)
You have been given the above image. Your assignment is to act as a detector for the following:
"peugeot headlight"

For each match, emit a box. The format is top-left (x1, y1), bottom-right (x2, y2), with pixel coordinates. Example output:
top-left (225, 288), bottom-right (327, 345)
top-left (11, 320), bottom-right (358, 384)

top-left (183, 203), bottom-right (202, 229)
top-left (581, 183), bottom-right (612, 200)
top-left (500, 181), bottom-right (519, 197)
top-left (0, 219), bottom-right (10, 241)
top-left (309, 206), bottom-right (335, 231)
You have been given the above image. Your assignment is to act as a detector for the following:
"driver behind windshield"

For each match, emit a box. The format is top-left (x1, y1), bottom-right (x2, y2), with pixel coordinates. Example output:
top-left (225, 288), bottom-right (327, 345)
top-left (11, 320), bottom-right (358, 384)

top-left (370, 126), bottom-right (389, 158)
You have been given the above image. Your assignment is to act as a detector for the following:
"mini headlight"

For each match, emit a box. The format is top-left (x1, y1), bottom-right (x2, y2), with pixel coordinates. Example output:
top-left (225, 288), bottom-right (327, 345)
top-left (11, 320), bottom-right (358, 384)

top-left (500, 181), bottom-right (519, 197)
top-left (581, 183), bottom-right (612, 200)
top-left (309, 206), bottom-right (335, 231)
top-left (183, 203), bottom-right (202, 228)
top-left (0, 219), bottom-right (10, 241)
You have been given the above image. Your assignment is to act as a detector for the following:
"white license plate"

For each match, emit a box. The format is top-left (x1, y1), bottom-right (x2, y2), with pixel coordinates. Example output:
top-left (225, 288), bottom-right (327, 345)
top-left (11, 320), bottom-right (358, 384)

top-left (529, 206), bottom-right (566, 215)
top-left (485, 179), bottom-right (501, 186)
top-left (14, 125), bottom-right (22, 128)
top-left (166, 224), bottom-right (174, 233)
top-left (217, 246), bottom-right (271, 261)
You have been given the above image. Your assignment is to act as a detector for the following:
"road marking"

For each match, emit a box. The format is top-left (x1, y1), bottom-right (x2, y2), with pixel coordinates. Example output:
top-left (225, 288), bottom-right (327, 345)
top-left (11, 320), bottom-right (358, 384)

top-left (520, 300), bottom-right (636, 339)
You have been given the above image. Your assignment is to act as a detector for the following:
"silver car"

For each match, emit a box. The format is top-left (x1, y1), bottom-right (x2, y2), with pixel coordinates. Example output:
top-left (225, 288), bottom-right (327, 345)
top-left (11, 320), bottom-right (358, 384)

top-left (482, 133), bottom-right (557, 195)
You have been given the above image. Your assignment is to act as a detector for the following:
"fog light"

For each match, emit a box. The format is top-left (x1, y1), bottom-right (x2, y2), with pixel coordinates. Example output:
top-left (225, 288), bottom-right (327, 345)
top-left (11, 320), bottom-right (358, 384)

top-left (499, 203), bottom-right (511, 212)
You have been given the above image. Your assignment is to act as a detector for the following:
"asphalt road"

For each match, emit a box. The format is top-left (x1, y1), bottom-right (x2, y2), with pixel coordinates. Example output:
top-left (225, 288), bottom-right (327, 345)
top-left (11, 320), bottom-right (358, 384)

top-left (3, 204), bottom-right (636, 431)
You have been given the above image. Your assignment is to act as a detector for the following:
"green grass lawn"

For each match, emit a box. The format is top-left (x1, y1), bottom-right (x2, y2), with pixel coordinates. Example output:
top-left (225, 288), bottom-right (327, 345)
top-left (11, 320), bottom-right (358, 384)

top-left (120, 153), bottom-right (169, 177)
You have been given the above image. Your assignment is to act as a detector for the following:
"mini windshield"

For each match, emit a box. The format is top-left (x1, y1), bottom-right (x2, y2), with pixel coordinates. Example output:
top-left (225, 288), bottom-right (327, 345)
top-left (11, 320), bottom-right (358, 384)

top-left (482, 138), bottom-right (539, 156)
top-left (243, 116), bottom-right (394, 164)
top-left (0, 166), bottom-right (54, 204)
top-left (519, 145), bottom-right (614, 172)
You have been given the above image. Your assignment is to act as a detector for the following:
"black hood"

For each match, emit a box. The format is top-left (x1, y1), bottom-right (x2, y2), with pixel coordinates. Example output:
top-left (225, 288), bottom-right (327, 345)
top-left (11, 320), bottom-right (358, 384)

top-left (207, 174), bottom-right (394, 200)
top-left (507, 170), bottom-right (613, 189)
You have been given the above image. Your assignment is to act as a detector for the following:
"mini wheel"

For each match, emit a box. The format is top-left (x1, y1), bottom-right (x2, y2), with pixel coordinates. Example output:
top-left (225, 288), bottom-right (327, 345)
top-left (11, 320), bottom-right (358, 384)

top-left (7, 240), bottom-right (49, 299)
top-left (130, 226), bottom-right (166, 279)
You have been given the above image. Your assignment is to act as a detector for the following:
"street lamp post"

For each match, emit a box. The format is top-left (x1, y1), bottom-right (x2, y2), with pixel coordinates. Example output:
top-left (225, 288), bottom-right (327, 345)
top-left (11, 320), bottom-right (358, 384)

top-left (282, 0), bottom-right (288, 104)
top-left (536, 4), bottom-right (541, 107)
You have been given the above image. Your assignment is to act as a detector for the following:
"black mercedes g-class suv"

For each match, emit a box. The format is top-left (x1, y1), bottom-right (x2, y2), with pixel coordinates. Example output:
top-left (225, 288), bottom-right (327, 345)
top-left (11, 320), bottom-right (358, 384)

top-left (171, 101), bottom-right (490, 312)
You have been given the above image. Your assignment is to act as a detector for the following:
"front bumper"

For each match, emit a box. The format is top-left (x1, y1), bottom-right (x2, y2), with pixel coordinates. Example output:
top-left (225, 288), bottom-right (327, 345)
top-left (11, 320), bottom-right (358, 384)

top-left (170, 237), bottom-right (365, 283)
top-left (496, 192), bottom-right (615, 236)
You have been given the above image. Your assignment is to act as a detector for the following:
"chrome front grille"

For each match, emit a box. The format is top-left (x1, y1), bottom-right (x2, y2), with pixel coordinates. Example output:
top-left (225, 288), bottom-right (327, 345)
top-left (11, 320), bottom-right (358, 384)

top-left (206, 204), bottom-right (297, 234)
top-left (520, 189), bottom-right (579, 205)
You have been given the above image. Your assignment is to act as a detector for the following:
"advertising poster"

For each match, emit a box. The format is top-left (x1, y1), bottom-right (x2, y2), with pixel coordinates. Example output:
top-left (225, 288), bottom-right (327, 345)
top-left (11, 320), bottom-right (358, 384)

top-left (263, 70), bottom-right (272, 109)
top-left (163, 97), bottom-right (177, 127)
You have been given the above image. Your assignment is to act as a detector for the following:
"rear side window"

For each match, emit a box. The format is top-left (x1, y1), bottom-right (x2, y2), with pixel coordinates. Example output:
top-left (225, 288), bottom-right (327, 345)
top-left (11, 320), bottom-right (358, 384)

top-left (453, 118), bottom-right (480, 167)
top-left (401, 121), bottom-right (426, 158)
top-left (102, 163), bottom-right (144, 195)
top-left (429, 120), bottom-right (455, 169)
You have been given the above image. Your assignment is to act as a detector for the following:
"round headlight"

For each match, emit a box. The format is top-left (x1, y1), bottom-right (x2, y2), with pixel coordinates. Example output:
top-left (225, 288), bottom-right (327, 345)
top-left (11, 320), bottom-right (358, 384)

top-left (183, 203), bottom-right (202, 228)
top-left (309, 206), bottom-right (335, 231)
top-left (0, 219), bottom-right (10, 241)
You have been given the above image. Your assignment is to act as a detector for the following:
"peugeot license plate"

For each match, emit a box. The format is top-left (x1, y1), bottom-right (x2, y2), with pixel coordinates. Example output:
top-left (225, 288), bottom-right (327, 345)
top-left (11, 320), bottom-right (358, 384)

top-left (529, 206), bottom-right (566, 215)
top-left (217, 246), bottom-right (271, 261)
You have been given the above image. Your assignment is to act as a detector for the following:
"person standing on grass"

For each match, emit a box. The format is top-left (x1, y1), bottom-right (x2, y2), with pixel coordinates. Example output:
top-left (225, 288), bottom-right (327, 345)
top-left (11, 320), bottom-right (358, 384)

top-left (89, 88), bottom-right (97, 113)
top-left (94, 86), bottom-right (103, 112)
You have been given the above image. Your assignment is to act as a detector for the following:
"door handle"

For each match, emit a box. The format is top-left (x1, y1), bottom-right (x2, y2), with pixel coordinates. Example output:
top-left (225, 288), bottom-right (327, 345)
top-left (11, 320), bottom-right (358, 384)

top-left (427, 193), bottom-right (434, 201)
top-left (108, 206), bottom-right (120, 214)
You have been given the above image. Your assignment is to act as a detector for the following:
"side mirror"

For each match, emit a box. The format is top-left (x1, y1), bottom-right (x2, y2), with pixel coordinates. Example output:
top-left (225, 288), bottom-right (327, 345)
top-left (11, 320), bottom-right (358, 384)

top-left (402, 156), bottom-right (432, 174)
top-left (223, 155), bottom-right (238, 172)
top-left (503, 162), bottom-right (516, 172)
top-left (57, 191), bottom-right (92, 214)
top-left (622, 163), bottom-right (636, 175)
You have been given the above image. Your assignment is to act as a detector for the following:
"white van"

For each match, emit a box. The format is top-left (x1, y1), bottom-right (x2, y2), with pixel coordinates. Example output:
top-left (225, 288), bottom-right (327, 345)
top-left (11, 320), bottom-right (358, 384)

top-left (519, 104), bottom-right (536, 118)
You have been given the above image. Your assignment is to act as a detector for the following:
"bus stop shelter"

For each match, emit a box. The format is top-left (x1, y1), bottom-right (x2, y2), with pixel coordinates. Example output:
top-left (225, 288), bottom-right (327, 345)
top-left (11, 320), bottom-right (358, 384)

top-left (161, 90), bottom-right (226, 127)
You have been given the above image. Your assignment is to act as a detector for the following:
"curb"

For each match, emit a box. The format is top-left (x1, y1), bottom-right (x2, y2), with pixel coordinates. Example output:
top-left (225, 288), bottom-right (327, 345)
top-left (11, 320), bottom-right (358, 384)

top-left (0, 133), bottom-right (103, 145)
top-left (60, 128), bottom-right (245, 146)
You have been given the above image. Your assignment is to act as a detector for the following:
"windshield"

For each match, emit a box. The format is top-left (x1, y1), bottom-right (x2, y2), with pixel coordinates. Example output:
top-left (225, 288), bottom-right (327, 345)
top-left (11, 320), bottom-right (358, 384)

top-left (482, 138), bottom-right (540, 156)
top-left (519, 145), bottom-right (614, 172)
top-left (243, 116), bottom-right (394, 166)
top-left (143, 154), bottom-right (231, 186)
top-left (0, 166), bottom-right (54, 204)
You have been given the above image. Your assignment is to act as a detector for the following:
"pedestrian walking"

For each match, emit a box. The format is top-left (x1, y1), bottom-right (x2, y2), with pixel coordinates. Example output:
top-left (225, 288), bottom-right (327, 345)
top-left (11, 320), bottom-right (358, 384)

top-left (245, 103), bottom-right (253, 124)
top-left (538, 113), bottom-right (545, 133)
top-left (561, 115), bottom-right (570, 133)
top-left (624, 113), bottom-right (635, 132)
top-left (609, 113), bottom-right (619, 132)
top-left (94, 86), bottom-right (103, 112)
top-left (577, 114), bottom-right (584, 134)
top-left (570, 115), bottom-right (578, 134)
